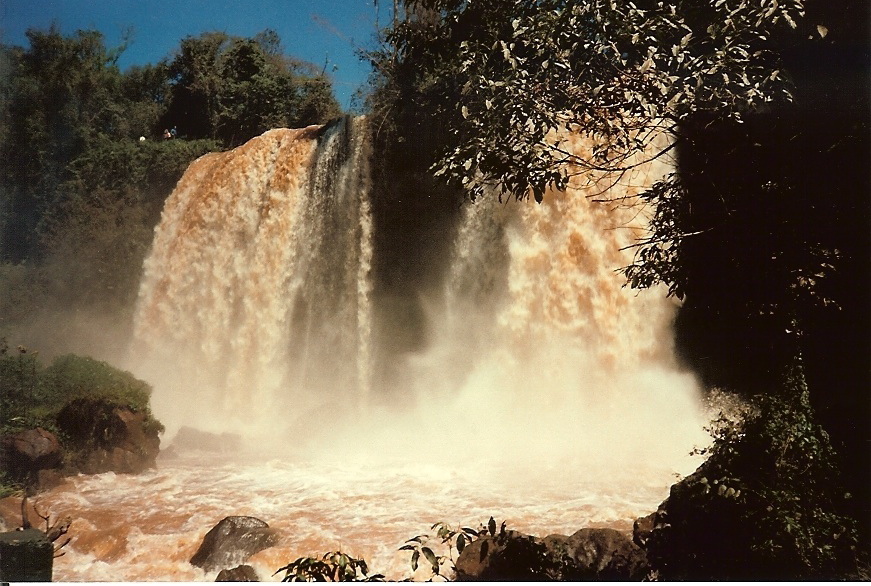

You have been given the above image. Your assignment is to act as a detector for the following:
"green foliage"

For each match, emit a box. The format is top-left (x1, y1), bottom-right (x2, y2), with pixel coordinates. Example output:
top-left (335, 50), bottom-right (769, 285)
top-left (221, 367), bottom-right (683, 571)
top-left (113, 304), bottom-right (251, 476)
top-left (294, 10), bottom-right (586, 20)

top-left (165, 30), bottom-right (341, 146)
top-left (372, 0), bottom-right (802, 202)
top-left (42, 355), bottom-right (154, 415)
top-left (0, 341), bottom-right (44, 432)
top-left (399, 519), bottom-right (496, 580)
top-left (272, 520), bottom-right (497, 583)
top-left (0, 340), bottom-right (163, 436)
top-left (275, 551), bottom-right (384, 582)
top-left (647, 362), bottom-right (858, 580)
top-left (0, 26), bottom-right (128, 262)
top-left (0, 473), bottom-right (22, 499)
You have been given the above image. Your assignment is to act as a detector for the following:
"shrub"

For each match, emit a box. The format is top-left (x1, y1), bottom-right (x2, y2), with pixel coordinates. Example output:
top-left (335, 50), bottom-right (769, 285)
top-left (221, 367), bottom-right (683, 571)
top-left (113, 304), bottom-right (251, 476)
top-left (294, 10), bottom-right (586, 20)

top-left (647, 362), bottom-right (858, 580)
top-left (0, 341), bottom-right (45, 432)
top-left (275, 552), bottom-right (384, 582)
top-left (42, 355), bottom-right (152, 413)
top-left (0, 343), bottom-right (164, 436)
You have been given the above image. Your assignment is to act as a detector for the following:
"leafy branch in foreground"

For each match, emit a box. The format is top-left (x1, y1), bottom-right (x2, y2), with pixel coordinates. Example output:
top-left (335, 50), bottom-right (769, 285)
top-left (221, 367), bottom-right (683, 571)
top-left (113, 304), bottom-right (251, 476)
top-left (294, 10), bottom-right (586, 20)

top-left (399, 518), bottom-right (503, 581)
top-left (274, 551), bottom-right (384, 582)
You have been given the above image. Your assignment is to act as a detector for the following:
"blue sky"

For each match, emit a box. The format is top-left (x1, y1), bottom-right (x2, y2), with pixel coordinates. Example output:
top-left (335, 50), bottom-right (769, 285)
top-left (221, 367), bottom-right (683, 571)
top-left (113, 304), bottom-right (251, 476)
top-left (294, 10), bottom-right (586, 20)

top-left (0, 0), bottom-right (389, 109)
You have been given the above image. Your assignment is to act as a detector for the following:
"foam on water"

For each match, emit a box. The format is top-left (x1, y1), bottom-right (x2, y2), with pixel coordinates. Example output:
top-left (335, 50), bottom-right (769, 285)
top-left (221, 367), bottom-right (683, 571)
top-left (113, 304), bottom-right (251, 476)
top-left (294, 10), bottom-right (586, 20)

top-left (11, 446), bottom-right (699, 581)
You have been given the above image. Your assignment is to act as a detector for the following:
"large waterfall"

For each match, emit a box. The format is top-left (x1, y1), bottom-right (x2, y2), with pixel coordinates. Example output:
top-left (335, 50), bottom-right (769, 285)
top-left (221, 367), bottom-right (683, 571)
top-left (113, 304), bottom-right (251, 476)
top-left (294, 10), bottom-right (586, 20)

top-left (131, 118), bottom-right (705, 465)
top-left (28, 119), bottom-right (709, 581)
top-left (132, 117), bottom-right (373, 434)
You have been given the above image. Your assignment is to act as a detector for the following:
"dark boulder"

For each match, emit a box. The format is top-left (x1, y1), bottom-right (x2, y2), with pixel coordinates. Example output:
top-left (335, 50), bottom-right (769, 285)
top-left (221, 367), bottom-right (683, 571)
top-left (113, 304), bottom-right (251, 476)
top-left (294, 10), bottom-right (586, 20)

top-left (56, 399), bottom-right (160, 474)
top-left (553, 528), bottom-right (649, 581)
top-left (455, 529), bottom-right (556, 580)
top-left (0, 428), bottom-right (63, 489)
top-left (190, 516), bottom-right (279, 573)
top-left (216, 564), bottom-right (260, 581)
top-left (632, 511), bottom-right (657, 548)
top-left (455, 527), bottom-right (649, 581)
top-left (0, 528), bottom-right (53, 581)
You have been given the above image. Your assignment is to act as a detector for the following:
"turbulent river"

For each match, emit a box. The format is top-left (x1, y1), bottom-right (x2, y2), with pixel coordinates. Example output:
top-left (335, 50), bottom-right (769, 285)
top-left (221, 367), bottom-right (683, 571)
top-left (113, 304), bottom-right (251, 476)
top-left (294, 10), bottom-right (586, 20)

top-left (3, 117), bottom-right (711, 580)
top-left (9, 447), bottom-right (703, 581)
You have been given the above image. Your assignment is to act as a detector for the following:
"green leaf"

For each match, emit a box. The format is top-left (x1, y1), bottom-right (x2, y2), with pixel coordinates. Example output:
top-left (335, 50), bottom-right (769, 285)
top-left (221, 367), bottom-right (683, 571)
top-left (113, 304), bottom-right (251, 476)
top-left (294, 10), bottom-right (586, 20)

top-left (421, 547), bottom-right (439, 573)
top-left (411, 550), bottom-right (420, 572)
top-left (457, 533), bottom-right (466, 554)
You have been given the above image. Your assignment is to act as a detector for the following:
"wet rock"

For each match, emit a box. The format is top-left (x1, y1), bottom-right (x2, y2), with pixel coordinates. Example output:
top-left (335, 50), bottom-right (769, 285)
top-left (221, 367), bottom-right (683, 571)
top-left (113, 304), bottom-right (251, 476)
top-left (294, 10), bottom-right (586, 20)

top-left (216, 564), bottom-right (260, 581)
top-left (171, 427), bottom-right (243, 453)
top-left (0, 428), bottom-right (63, 488)
top-left (455, 529), bottom-right (555, 580)
top-left (633, 511), bottom-right (657, 548)
top-left (557, 528), bottom-right (649, 580)
top-left (455, 527), bottom-right (649, 581)
top-left (35, 468), bottom-right (65, 491)
top-left (190, 516), bottom-right (279, 573)
top-left (56, 399), bottom-right (160, 475)
top-left (0, 528), bottom-right (53, 581)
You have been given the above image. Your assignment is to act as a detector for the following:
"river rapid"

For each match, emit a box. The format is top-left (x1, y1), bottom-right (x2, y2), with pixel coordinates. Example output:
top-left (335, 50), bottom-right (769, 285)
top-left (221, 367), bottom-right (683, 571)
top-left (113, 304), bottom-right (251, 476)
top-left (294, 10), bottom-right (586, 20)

top-left (2, 442), bottom-right (702, 581)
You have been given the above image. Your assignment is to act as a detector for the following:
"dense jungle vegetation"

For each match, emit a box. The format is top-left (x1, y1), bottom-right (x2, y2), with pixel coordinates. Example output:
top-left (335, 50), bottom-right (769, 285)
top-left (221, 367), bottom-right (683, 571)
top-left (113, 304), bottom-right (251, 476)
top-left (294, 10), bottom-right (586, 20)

top-left (0, 26), bottom-right (340, 354)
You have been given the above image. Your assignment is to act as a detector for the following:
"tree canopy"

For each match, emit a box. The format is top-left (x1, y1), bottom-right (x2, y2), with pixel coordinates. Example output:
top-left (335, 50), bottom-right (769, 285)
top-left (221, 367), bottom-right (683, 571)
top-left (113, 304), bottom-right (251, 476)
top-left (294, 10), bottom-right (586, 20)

top-left (375, 0), bottom-right (802, 201)
top-left (164, 31), bottom-right (340, 145)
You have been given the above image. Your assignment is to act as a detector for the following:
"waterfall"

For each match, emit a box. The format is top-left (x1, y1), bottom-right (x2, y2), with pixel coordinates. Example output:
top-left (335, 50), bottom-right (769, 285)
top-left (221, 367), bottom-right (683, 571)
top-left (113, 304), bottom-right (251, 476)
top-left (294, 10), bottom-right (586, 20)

top-left (132, 117), bottom-right (373, 434)
top-left (131, 120), bottom-right (704, 471)
top-left (37, 123), bottom-right (710, 582)
top-left (384, 132), bottom-right (705, 474)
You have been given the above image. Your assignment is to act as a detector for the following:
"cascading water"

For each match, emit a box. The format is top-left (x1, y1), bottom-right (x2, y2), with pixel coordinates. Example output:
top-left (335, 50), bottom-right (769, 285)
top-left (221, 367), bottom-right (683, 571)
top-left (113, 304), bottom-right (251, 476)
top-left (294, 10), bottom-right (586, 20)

top-left (6, 122), bottom-right (710, 581)
top-left (384, 132), bottom-right (705, 476)
top-left (131, 116), bottom-right (373, 435)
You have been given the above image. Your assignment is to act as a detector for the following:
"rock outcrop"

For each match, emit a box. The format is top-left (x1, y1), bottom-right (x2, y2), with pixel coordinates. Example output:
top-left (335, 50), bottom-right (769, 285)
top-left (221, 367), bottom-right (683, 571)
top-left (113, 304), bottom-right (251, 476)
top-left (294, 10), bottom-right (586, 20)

top-left (632, 511), bottom-right (657, 548)
top-left (455, 526), bottom-right (649, 581)
top-left (190, 516), bottom-right (279, 573)
top-left (171, 427), bottom-right (243, 453)
top-left (216, 564), bottom-right (260, 581)
top-left (0, 428), bottom-right (64, 490)
top-left (56, 398), bottom-right (160, 475)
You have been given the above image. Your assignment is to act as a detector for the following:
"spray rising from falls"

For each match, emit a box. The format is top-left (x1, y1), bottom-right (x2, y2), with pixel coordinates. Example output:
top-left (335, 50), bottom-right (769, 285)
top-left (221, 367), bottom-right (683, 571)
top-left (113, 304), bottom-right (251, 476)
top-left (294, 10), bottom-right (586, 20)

top-left (384, 132), bottom-right (706, 476)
